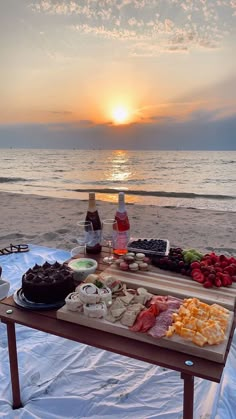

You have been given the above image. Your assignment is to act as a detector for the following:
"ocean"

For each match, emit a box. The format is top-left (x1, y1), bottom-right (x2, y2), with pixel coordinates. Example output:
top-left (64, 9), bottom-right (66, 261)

top-left (0, 148), bottom-right (235, 212)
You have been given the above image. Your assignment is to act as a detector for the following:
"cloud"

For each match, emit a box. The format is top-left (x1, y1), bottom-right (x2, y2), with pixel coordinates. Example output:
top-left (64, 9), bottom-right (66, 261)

top-left (46, 119), bottom-right (96, 131)
top-left (29, 0), bottom-right (236, 55)
top-left (47, 110), bottom-right (73, 115)
top-left (1, 111), bottom-right (235, 150)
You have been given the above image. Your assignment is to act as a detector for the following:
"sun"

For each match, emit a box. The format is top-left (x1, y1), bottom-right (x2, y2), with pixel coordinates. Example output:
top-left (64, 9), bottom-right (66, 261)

top-left (112, 106), bottom-right (129, 124)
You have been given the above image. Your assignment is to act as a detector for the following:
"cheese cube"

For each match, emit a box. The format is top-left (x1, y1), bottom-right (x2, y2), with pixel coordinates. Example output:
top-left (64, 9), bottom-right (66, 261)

top-left (201, 323), bottom-right (225, 345)
top-left (192, 332), bottom-right (207, 347)
top-left (180, 327), bottom-right (195, 341)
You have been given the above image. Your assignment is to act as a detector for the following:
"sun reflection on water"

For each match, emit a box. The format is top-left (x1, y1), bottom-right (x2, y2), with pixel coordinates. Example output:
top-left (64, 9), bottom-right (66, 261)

top-left (107, 150), bottom-right (132, 183)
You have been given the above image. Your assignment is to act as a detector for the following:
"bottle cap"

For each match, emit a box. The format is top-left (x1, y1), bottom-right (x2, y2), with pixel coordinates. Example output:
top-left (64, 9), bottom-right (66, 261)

top-left (89, 192), bottom-right (95, 199)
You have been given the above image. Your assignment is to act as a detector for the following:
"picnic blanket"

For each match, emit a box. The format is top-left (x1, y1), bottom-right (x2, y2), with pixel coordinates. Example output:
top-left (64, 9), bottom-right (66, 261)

top-left (0, 244), bottom-right (236, 419)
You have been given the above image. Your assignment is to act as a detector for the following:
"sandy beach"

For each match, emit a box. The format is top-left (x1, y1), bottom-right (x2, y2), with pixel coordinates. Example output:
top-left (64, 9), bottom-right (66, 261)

top-left (0, 191), bottom-right (235, 256)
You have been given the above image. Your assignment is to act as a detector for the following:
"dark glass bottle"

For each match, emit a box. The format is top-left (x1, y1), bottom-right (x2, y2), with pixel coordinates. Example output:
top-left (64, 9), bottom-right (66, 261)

top-left (85, 192), bottom-right (102, 254)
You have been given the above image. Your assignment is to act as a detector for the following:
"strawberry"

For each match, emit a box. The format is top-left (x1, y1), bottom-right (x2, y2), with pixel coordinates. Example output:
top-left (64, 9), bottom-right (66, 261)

top-left (203, 280), bottom-right (213, 288)
top-left (191, 268), bottom-right (205, 283)
top-left (188, 251), bottom-right (236, 288)
top-left (210, 254), bottom-right (218, 264)
top-left (220, 261), bottom-right (228, 269)
top-left (208, 273), bottom-right (216, 282)
top-left (230, 264), bottom-right (236, 274)
top-left (226, 276), bottom-right (233, 286)
top-left (222, 275), bottom-right (230, 287)
top-left (214, 278), bottom-right (222, 287)
top-left (190, 261), bottom-right (201, 269)
top-left (223, 266), bottom-right (234, 276)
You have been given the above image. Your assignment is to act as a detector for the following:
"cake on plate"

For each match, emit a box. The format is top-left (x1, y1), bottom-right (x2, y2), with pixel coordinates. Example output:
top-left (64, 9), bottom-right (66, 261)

top-left (22, 261), bottom-right (75, 304)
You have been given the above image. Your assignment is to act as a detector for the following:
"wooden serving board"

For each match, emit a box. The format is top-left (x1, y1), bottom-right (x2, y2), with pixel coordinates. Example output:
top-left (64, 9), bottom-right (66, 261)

top-left (57, 305), bottom-right (234, 364)
top-left (101, 265), bottom-right (236, 311)
top-left (57, 266), bottom-right (235, 363)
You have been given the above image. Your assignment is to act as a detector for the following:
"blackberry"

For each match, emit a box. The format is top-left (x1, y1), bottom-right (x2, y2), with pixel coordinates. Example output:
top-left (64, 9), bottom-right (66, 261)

top-left (128, 239), bottom-right (168, 256)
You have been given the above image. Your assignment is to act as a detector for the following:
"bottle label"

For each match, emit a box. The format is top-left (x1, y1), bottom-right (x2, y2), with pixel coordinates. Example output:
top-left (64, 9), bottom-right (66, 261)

top-left (115, 212), bottom-right (130, 232)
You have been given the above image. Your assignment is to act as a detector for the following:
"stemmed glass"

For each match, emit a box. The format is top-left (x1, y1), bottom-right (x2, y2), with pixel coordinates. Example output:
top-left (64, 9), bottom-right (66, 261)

top-left (102, 219), bottom-right (118, 264)
top-left (76, 220), bottom-right (93, 255)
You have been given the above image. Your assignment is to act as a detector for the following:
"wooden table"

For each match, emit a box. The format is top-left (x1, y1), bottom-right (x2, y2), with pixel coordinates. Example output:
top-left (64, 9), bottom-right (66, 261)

top-left (0, 248), bottom-right (235, 419)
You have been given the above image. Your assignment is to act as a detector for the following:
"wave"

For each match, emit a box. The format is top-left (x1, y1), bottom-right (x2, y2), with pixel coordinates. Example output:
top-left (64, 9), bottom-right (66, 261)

top-left (0, 177), bottom-right (28, 183)
top-left (73, 188), bottom-right (236, 200)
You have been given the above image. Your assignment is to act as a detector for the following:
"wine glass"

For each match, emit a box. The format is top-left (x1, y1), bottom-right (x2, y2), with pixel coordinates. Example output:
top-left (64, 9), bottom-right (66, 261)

top-left (76, 220), bottom-right (93, 255)
top-left (70, 246), bottom-right (84, 258)
top-left (102, 219), bottom-right (118, 264)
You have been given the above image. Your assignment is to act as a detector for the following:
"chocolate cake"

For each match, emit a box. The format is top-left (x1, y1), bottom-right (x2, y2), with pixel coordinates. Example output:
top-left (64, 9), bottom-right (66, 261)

top-left (22, 261), bottom-right (75, 304)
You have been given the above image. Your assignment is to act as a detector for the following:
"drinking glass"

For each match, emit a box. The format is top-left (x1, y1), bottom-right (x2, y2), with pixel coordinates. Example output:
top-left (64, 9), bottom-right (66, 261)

top-left (102, 219), bottom-right (118, 264)
top-left (76, 221), bottom-right (93, 254)
top-left (70, 246), bottom-right (84, 258)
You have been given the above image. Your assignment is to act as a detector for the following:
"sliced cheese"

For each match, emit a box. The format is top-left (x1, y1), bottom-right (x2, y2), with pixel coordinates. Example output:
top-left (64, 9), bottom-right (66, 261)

top-left (166, 297), bottom-right (229, 347)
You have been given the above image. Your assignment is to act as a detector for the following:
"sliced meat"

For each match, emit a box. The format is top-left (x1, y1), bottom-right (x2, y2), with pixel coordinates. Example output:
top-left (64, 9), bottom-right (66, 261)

top-left (166, 296), bottom-right (183, 310)
top-left (146, 295), bottom-right (168, 310)
top-left (149, 295), bottom-right (168, 303)
top-left (147, 308), bottom-right (175, 338)
top-left (147, 295), bottom-right (182, 312)
top-left (130, 304), bottom-right (159, 333)
top-left (167, 295), bottom-right (183, 303)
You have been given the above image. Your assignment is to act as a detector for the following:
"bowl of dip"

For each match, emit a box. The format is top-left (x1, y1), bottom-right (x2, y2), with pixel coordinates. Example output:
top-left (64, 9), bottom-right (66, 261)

top-left (68, 258), bottom-right (98, 284)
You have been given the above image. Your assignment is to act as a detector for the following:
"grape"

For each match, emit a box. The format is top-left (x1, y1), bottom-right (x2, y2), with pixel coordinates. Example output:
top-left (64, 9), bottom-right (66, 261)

top-left (152, 247), bottom-right (191, 275)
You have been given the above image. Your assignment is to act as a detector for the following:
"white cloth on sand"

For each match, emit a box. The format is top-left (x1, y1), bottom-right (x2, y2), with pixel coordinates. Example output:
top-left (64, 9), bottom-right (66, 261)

top-left (0, 244), bottom-right (235, 419)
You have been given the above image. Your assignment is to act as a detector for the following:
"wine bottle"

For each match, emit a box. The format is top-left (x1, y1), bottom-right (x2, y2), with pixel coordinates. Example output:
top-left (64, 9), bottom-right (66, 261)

top-left (85, 192), bottom-right (102, 254)
top-left (113, 192), bottom-right (130, 255)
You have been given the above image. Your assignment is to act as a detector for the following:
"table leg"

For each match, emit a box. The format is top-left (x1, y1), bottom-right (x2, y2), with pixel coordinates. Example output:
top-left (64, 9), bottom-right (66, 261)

top-left (6, 322), bottom-right (22, 409)
top-left (181, 373), bottom-right (194, 419)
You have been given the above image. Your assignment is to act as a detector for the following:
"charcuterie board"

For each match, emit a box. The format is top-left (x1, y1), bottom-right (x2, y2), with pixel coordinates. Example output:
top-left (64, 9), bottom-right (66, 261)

top-left (57, 267), bottom-right (235, 363)
top-left (103, 265), bottom-right (236, 311)
top-left (57, 304), bottom-right (233, 364)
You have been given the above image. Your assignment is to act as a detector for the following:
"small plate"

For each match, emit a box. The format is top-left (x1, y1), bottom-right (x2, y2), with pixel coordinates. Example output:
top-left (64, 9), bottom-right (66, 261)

top-left (13, 288), bottom-right (65, 311)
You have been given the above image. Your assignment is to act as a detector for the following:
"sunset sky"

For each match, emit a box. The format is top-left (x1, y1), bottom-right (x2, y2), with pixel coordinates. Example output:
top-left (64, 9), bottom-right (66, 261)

top-left (0, 0), bottom-right (235, 149)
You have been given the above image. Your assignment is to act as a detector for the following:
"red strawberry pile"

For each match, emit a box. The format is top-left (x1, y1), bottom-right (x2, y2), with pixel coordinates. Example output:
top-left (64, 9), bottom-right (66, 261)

top-left (190, 252), bottom-right (236, 288)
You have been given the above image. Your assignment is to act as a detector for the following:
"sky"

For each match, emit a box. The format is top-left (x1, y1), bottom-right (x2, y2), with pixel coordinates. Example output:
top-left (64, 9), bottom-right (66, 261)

top-left (0, 0), bottom-right (236, 150)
